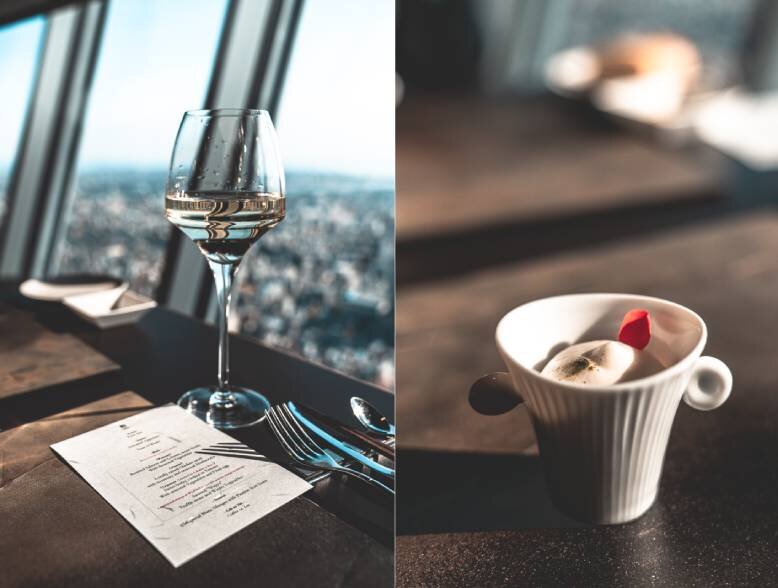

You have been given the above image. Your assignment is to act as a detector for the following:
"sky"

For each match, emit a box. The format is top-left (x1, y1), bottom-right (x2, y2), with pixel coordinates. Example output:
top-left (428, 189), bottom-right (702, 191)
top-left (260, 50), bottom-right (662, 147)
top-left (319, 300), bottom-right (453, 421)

top-left (277, 0), bottom-right (395, 178)
top-left (0, 0), bottom-right (394, 180)
top-left (0, 16), bottom-right (43, 170)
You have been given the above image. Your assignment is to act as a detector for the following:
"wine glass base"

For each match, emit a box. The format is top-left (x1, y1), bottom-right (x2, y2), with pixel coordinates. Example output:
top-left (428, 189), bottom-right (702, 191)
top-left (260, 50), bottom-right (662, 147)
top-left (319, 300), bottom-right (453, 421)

top-left (177, 386), bottom-right (271, 429)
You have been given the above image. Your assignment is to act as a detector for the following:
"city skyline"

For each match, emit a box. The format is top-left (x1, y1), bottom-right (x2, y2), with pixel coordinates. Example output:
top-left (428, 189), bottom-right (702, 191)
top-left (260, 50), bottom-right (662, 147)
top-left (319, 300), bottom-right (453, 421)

top-left (72, 162), bottom-right (394, 184)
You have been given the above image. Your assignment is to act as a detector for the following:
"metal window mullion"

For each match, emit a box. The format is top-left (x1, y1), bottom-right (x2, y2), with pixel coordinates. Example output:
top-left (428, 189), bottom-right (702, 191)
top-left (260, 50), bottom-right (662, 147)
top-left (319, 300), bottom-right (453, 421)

top-left (37, 0), bottom-right (107, 277)
top-left (0, 1), bottom-right (105, 279)
top-left (255, 0), bottom-right (305, 116)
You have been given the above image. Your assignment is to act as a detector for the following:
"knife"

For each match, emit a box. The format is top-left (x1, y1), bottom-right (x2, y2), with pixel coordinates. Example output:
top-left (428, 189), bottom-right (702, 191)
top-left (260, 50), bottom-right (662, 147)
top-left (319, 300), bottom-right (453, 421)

top-left (287, 402), bottom-right (395, 478)
top-left (295, 402), bottom-right (395, 460)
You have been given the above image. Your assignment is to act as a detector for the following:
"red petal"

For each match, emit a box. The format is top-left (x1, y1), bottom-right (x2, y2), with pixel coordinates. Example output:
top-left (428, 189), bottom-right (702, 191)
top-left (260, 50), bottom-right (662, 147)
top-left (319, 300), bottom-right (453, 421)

top-left (618, 309), bottom-right (651, 350)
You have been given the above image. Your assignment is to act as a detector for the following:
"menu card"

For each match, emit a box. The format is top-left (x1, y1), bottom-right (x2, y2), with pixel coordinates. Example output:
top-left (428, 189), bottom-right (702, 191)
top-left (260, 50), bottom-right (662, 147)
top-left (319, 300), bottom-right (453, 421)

top-left (51, 405), bottom-right (312, 567)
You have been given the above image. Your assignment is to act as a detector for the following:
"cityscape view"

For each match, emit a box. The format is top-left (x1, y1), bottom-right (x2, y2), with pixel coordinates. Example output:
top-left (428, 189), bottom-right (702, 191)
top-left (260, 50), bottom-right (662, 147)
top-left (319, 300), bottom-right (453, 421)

top-left (52, 168), bottom-right (395, 389)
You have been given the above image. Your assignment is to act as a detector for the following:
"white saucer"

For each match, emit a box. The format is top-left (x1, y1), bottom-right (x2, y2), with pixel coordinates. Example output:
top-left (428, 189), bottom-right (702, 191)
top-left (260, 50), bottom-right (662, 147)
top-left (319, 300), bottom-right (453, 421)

top-left (19, 278), bottom-right (124, 302)
top-left (63, 289), bottom-right (157, 329)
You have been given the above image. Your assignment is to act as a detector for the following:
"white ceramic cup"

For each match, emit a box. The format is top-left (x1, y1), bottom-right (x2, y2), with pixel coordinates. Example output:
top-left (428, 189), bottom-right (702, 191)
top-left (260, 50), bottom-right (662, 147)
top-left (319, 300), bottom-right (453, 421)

top-left (494, 293), bottom-right (732, 524)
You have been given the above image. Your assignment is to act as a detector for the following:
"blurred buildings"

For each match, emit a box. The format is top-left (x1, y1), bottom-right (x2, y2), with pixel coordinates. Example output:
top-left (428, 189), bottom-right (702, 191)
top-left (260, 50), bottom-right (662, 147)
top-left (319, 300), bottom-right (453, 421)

top-left (233, 173), bottom-right (394, 389)
top-left (53, 170), bottom-right (168, 296)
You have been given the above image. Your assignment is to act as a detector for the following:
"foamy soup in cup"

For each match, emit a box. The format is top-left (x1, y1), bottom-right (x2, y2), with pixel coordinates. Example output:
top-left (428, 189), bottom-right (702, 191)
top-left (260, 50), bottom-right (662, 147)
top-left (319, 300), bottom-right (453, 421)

top-left (492, 293), bottom-right (732, 524)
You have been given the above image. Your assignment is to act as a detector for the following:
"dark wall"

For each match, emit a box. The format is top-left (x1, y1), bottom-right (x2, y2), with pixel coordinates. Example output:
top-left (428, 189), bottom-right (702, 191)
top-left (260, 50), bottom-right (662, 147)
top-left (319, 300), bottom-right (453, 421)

top-left (396, 0), bottom-right (481, 93)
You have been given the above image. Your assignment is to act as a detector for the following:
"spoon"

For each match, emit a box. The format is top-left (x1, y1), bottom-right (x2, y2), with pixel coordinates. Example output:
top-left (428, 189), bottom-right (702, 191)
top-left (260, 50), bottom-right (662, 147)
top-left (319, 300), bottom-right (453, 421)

top-left (350, 397), bottom-right (395, 438)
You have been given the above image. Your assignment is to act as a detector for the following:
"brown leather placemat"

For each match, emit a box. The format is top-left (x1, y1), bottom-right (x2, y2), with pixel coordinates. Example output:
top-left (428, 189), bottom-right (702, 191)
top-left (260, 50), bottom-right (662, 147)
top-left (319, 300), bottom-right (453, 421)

top-left (0, 391), bottom-right (151, 488)
top-left (0, 392), bottom-right (391, 587)
top-left (0, 308), bottom-right (119, 400)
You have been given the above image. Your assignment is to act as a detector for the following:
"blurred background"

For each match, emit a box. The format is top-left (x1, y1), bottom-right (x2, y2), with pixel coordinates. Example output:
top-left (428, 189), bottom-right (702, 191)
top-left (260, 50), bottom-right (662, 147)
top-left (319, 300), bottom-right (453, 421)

top-left (0, 0), bottom-right (395, 389)
top-left (395, 0), bottom-right (778, 535)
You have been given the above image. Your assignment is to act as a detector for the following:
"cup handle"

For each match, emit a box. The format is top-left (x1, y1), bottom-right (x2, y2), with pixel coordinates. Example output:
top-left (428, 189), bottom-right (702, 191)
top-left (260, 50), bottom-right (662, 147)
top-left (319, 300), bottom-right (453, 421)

top-left (682, 356), bottom-right (732, 411)
top-left (469, 372), bottom-right (524, 415)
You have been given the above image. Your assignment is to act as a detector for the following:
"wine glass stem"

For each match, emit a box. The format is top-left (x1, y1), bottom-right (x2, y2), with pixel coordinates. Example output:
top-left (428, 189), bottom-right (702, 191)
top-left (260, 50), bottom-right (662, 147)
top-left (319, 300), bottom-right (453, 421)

top-left (208, 258), bottom-right (238, 403)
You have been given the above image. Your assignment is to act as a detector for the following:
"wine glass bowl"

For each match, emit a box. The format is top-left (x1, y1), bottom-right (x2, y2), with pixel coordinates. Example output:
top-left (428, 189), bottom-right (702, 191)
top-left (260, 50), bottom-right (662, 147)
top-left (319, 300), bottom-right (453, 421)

top-left (165, 109), bottom-right (285, 428)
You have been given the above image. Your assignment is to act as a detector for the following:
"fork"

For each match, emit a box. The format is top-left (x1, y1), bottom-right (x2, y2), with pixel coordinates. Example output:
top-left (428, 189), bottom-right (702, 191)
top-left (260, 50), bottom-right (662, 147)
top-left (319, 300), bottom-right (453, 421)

top-left (265, 405), bottom-right (395, 495)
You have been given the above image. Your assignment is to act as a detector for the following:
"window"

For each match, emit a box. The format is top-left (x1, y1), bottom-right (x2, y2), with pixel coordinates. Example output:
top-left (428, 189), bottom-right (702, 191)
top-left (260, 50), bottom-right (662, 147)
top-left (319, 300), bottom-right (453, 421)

top-left (233, 0), bottom-right (396, 388)
top-left (564, 0), bottom-right (758, 59)
top-left (0, 16), bottom-right (44, 223)
top-left (50, 0), bottom-right (228, 296)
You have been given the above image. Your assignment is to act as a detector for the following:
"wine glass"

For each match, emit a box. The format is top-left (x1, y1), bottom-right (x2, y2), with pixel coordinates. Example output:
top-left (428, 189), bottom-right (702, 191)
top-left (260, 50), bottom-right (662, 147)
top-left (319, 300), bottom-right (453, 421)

top-left (164, 109), bottom-right (285, 428)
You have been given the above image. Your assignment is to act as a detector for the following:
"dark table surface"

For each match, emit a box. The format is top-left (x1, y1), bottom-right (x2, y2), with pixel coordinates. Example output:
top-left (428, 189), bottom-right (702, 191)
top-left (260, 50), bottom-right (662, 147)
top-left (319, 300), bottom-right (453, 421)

top-left (396, 211), bottom-right (778, 587)
top-left (0, 284), bottom-right (394, 585)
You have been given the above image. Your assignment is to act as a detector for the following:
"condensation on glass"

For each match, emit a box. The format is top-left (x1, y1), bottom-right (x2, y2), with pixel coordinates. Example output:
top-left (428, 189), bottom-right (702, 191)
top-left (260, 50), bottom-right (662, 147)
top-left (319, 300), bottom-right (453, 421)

top-left (49, 0), bottom-right (229, 296)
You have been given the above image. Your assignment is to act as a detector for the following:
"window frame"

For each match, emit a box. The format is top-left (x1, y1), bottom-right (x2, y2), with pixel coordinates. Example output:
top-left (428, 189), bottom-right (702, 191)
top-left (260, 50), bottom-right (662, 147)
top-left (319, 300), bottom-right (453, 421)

top-left (0, 14), bottom-right (46, 236)
top-left (0, 1), bottom-right (106, 278)
top-left (0, 0), bottom-right (304, 321)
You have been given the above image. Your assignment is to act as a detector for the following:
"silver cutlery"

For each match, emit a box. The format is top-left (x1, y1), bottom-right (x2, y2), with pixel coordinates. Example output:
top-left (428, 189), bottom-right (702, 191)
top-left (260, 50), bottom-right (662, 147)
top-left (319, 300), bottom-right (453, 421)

top-left (196, 442), bottom-right (328, 484)
top-left (292, 401), bottom-right (394, 460)
top-left (265, 405), bottom-right (394, 495)
top-left (285, 402), bottom-right (394, 477)
top-left (350, 396), bottom-right (395, 442)
top-left (350, 397), bottom-right (395, 452)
